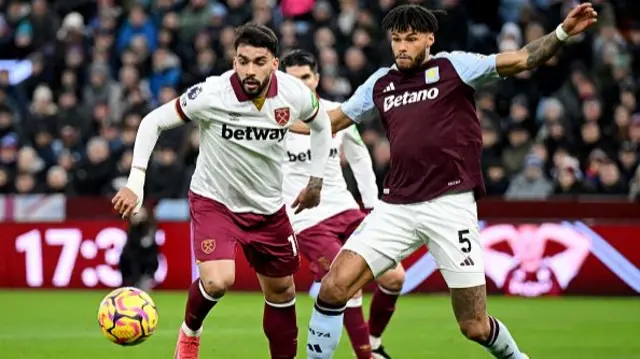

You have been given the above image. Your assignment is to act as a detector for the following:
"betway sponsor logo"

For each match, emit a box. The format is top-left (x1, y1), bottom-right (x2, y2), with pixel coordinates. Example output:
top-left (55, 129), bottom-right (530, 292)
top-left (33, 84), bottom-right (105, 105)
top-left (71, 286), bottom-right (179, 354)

top-left (383, 88), bottom-right (440, 112)
top-left (287, 148), bottom-right (338, 162)
top-left (221, 123), bottom-right (287, 141)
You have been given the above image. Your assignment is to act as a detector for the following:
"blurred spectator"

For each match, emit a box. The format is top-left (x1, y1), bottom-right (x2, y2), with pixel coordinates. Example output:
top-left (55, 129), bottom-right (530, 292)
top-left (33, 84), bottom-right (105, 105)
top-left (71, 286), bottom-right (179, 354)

top-left (505, 154), bottom-right (553, 200)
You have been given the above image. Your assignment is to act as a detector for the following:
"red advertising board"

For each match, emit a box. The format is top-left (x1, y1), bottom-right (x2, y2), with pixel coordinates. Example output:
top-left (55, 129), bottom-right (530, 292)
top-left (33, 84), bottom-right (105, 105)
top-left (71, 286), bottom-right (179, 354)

top-left (0, 221), bottom-right (638, 296)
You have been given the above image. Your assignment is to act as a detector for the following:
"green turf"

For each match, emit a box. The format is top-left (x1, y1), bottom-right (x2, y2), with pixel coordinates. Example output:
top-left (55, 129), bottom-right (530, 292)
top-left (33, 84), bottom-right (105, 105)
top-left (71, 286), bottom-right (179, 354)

top-left (0, 290), bottom-right (638, 358)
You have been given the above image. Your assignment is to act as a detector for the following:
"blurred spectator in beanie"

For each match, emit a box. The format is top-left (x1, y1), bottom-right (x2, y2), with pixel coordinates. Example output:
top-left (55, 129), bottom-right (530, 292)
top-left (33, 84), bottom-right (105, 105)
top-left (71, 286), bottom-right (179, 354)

top-left (553, 156), bottom-right (591, 196)
top-left (617, 141), bottom-right (638, 181)
top-left (505, 154), bottom-right (552, 200)
top-left (502, 122), bottom-right (532, 176)
top-left (484, 157), bottom-right (509, 196)
top-left (119, 205), bottom-right (159, 292)
top-left (83, 63), bottom-right (120, 116)
top-left (72, 136), bottom-right (115, 196)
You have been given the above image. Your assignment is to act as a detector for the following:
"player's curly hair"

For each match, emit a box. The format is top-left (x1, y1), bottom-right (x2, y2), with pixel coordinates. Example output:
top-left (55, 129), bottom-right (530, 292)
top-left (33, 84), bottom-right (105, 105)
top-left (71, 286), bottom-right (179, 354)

top-left (281, 49), bottom-right (318, 72)
top-left (382, 4), bottom-right (445, 34)
top-left (234, 23), bottom-right (279, 57)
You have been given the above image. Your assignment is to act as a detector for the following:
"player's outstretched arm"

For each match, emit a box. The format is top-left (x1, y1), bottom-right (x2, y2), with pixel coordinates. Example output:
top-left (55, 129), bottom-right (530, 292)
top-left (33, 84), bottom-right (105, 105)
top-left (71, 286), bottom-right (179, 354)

top-left (288, 108), bottom-right (354, 135)
top-left (342, 127), bottom-right (378, 210)
top-left (495, 3), bottom-right (597, 76)
top-left (112, 99), bottom-right (188, 218)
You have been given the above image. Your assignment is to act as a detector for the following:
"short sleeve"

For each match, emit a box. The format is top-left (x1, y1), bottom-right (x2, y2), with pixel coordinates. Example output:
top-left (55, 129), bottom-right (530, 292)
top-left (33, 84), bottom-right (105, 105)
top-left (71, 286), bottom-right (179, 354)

top-left (299, 86), bottom-right (321, 123)
top-left (436, 51), bottom-right (501, 89)
top-left (177, 82), bottom-right (209, 122)
top-left (341, 67), bottom-right (390, 123)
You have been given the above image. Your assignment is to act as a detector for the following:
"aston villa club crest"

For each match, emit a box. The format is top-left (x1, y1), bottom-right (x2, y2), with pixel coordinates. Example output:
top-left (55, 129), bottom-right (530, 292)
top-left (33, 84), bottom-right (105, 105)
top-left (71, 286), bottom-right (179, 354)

top-left (425, 66), bottom-right (440, 84)
top-left (274, 107), bottom-right (290, 126)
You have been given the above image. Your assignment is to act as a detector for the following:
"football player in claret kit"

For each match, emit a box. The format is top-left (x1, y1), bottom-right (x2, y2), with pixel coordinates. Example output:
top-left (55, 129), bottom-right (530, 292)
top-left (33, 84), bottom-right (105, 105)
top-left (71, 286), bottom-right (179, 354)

top-left (281, 50), bottom-right (405, 359)
top-left (112, 24), bottom-right (334, 359)
top-left (296, 4), bottom-right (598, 359)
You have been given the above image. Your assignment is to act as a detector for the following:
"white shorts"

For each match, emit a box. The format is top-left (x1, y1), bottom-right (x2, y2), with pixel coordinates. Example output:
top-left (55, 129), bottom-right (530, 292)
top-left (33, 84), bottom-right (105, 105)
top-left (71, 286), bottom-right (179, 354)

top-left (341, 191), bottom-right (485, 288)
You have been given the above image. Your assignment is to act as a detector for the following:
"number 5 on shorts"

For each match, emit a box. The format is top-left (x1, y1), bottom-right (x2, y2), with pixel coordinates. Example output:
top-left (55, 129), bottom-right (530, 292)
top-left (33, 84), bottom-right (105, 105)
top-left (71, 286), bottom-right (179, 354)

top-left (288, 234), bottom-right (298, 256)
top-left (458, 229), bottom-right (471, 253)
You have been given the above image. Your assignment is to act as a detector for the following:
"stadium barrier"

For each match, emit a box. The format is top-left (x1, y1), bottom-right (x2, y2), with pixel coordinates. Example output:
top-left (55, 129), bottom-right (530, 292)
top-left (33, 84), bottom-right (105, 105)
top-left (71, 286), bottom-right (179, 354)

top-left (1, 215), bottom-right (639, 296)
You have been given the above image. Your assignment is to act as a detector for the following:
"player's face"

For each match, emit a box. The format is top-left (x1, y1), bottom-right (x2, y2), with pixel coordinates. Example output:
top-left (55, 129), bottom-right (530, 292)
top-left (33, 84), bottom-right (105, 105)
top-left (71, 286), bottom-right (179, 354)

top-left (234, 45), bottom-right (278, 98)
top-left (390, 30), bottom-right (434, 71)
top-left (284, 65), bottom-right (319, 92)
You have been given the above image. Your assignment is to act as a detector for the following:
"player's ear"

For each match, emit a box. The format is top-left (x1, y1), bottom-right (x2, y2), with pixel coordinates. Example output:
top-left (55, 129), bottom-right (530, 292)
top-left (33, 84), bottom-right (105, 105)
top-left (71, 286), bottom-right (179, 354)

top-left (426, 33), bottom-right (435, 47)
top-left (232, 56), bottom-right (238, 71)
top-left (273, 57), bottom-right (279, 72)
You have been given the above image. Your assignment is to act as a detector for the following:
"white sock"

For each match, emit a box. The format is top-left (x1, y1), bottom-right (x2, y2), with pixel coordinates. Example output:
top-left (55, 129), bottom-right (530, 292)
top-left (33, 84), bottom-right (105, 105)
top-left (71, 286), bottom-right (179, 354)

top-left (181, 322), bottom-right (202, 337)
top-left (483, 316), bottom-right (525, 359)
top-left (306, 300), bottom-right (346, 359)
top-left (369, 335), bottom-right (382, 350)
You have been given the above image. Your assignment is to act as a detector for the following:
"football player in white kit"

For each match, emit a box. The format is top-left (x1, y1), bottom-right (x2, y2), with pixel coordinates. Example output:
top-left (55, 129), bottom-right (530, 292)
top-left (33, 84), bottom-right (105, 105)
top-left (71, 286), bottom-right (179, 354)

top-left (112, 24), bottom-right (334, 359)
top-left (281, 50), bottom-right (406, 359)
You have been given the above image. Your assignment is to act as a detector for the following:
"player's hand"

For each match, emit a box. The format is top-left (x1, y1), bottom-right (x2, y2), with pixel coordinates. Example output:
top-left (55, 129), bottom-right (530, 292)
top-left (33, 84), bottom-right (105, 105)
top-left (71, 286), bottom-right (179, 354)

top-left (292, 177), bottom-right (323, 214)
top-left (112, 187), bottom-right (141, 219)
top-left (561, 3), bottom-right (598, 36)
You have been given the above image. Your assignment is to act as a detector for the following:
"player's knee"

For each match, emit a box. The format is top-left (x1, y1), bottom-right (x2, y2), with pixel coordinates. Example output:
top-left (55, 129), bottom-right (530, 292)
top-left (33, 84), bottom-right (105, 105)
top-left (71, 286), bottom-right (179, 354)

top-left (378, 267), bottom-right (405, 292)
top-left (458, 317), bottom-right (490, 343)
top-left (200, 275), bottom-right (234, 298)
top-left (263, 277), bottom-right (296, 303)
top-left (319, 273), bottom-right (349, 305)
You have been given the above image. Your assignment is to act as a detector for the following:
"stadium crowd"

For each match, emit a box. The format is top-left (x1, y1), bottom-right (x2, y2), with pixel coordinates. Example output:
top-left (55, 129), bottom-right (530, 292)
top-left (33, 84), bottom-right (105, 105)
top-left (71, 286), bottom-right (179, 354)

top-left (0, 0), bottom-right (639, 201)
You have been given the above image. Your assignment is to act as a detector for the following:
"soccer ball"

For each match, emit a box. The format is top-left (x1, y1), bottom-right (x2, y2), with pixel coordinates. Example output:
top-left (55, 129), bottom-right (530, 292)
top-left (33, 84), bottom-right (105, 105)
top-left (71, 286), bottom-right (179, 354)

top-left (97, 287), bottom-right (159, 346)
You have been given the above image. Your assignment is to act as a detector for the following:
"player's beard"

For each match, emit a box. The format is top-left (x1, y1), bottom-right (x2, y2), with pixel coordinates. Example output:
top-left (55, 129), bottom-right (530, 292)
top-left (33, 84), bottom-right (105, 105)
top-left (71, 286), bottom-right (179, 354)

top-left (394, 50), bottom-right (428, 73)
top-left (241, 73), bottom-right (271, 99)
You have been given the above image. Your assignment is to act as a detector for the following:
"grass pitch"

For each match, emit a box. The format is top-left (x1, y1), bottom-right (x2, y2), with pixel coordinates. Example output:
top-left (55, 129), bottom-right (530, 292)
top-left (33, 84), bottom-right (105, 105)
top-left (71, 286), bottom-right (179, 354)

top-left (0, 290), bottom-right (638, 358)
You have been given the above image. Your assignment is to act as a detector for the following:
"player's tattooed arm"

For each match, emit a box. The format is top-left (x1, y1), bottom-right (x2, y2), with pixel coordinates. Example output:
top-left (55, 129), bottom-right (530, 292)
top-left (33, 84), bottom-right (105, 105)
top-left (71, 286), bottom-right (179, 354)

top-left (496, 3), bottom-right (597, 76)
top-left (522, 32), bottom-right (561, 69)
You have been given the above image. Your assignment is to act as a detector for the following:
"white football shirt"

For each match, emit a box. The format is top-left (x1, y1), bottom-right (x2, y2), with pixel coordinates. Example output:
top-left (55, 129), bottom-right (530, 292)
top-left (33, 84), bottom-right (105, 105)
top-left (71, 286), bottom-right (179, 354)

top-left (177, 70), bottom-right (322, 214)
top-left (283, 99), bottom-right (379, 233)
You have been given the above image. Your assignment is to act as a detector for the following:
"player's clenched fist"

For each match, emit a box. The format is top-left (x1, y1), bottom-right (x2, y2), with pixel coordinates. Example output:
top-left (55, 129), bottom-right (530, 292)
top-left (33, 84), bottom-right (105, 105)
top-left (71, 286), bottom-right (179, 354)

top-left (292, 177), bottom-right (323, 214)
top-left (112, 167), bottom-right (145, 219)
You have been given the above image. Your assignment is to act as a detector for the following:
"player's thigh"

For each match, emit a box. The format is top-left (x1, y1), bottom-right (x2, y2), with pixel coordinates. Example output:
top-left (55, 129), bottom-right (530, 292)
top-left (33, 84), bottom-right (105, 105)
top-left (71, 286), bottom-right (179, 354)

top-left (418, 191), bottom-right (485, 289)
top-left (296, 226), bottom-right (343, 282)
top-left (242, 206), bottom-right (300, 278)
top-left (189, 191), bottom-right (239, 291)
top-left (341, 201), bottom-right (420, 280)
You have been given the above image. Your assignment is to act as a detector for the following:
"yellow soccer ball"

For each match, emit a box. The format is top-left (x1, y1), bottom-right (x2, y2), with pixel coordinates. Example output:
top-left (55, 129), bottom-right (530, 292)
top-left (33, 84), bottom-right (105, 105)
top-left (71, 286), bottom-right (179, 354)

top-left (97, 287), bottom-right (158, 346)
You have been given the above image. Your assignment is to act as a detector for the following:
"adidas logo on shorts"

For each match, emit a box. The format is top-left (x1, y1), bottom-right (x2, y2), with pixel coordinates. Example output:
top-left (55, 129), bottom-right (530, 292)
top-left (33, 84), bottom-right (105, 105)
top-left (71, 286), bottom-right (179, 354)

top-left (460, 257), bottom-right (475, 267)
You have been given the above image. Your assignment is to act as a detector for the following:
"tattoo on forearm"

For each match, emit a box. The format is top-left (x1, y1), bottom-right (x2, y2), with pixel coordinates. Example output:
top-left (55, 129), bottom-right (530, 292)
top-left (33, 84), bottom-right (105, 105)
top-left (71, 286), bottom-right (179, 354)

top-left (307, 176), bottom-right (323, 190)
top-left (523, 32), bottom-right (562, 69)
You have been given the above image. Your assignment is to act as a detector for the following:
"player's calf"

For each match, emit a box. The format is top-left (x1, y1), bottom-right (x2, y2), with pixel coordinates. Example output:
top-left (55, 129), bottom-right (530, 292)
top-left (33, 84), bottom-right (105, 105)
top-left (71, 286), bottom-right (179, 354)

top-left (369, 264), bottom-right (404, 357)
top-left (307, 250), bottom-right (374, 359)
top-left (258, 274), bottom-right (298, 359)
top-left (451, 285), bottom-right (527, 359)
